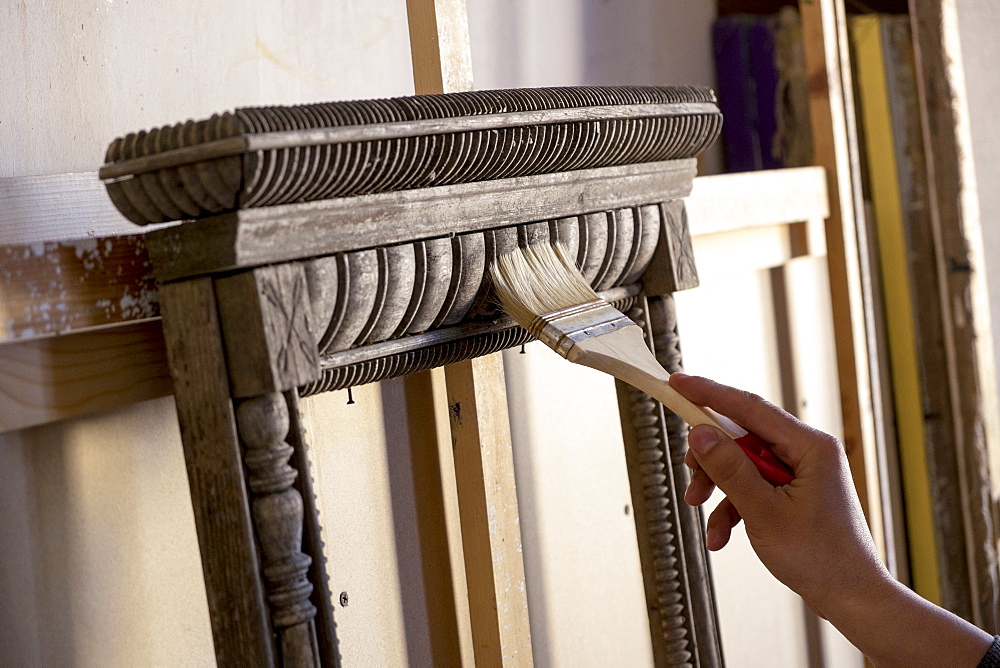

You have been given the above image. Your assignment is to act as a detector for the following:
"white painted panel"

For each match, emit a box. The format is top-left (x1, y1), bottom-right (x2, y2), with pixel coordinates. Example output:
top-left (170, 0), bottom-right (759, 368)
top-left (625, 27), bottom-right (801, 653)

top-left (301, 381), bottom-right (431, 667)
top-left (502, 342), bottom-right (654, 667)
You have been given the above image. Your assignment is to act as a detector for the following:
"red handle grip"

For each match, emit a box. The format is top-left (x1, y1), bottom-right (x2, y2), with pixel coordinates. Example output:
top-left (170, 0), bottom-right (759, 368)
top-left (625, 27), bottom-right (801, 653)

top-left (734, 432), bottom-right (795, 486)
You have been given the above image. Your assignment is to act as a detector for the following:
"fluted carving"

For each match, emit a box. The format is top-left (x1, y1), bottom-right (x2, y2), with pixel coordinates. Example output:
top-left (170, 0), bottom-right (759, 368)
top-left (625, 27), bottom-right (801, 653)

top-left (101, 86), bottom-right (721, 225)
top-left (647, 294), bottom-right (724, 668)
top-left (302, 206), bottom-right (660, 361)
top-left (617, 300), bottom-right (695, 667)
top-left (235, 392), bottom-right (319, 667)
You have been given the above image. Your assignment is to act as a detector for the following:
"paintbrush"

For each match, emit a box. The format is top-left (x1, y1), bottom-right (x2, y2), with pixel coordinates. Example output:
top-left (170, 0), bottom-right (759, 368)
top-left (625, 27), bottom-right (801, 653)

top-left (491, 243), bottom-right (794, 486)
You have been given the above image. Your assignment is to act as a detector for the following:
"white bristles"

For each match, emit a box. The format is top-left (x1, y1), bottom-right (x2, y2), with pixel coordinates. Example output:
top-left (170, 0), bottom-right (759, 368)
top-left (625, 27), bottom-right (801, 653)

top-left (490, 244), bottom-right (604, 329)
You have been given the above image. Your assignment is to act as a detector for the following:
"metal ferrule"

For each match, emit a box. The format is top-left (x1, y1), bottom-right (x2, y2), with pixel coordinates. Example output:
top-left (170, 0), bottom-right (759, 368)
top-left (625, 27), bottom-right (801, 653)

top-left (528, 300), bottom-right (633, 357)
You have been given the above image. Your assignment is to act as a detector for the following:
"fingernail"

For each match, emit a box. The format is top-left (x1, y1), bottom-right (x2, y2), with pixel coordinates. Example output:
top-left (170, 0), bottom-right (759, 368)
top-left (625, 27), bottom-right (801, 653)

top-left (670, 372), bottom-right (688, 381)
top-left (689, 427), bottom-right (720, 455)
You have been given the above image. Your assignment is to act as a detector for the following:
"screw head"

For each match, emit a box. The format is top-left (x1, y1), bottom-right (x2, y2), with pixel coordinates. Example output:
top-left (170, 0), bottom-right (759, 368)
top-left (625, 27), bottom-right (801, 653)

top-left (339, 591), bottom-right (349, 607)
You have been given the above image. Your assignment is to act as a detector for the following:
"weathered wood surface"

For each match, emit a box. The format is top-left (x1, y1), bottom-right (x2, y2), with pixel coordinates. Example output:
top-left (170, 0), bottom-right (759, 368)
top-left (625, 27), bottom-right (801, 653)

top-left (99, 103), bottom-right (721, 182)
top-left (235, 392), bottom-right (320, 667)
top-left (158, 278), bottom-right (274, 667)
top-left (910, 0), bottom-right (999, 628)
top-left (614, 296), bottom-right (699, 667)
top-left (0, 167), bottom-right (829, 433)
top-left (215, 264), bottom-right (320, 398)
top-left (100, 87), bottom-right (720, 224)
top-left (146, 159), bottom-right (696, 282)
top-left (0, 235), bottom-right (156, 342)
top-left (648, 294), bottom-right (724, 667)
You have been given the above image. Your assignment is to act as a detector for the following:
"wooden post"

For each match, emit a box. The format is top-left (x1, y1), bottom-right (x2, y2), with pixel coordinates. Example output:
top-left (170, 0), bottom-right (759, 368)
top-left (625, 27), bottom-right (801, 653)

top-left (445, 354), bottom-right (533, 667)
top-left (799, 0), bottom-right (890, 560)
top-left (406, 0), bottom-right (532, 665)
top-left (632, 200), bottom-right (725, 667)
top-left (158, 278), bottom-right (275, 667)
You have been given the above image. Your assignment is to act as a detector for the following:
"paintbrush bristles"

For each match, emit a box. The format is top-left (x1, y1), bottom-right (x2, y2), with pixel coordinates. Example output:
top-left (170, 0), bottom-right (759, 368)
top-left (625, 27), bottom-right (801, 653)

top-left (491, 244), bottom-right (602, 329)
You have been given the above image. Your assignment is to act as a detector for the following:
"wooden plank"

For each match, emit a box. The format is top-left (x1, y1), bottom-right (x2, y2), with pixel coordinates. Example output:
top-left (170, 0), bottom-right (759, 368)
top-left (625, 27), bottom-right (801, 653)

top-left (0, 320), bottom-right (170, 433)
top-left (0, 166), bottom-right (827, 433)
top-left (0, 171), bottom-right (161, 245)
top-left (444, 354), bottom-right (532, 667)
top-left (799, 0), bottom-right (889, 559)
top-left (0, 235), bottom-right (155, 343)
top-left (685, 166), bottom-right (828, 236)
top-left (158, 278), bottom-right (275, 667)
top-left (406, 2), bottom-right (524, 664)
top-left (910, 0), bottom-right (999, 628)
top-left (146, 159), bottom-right (696, 281)
top-left (406, 0), bottom-right (474, 95)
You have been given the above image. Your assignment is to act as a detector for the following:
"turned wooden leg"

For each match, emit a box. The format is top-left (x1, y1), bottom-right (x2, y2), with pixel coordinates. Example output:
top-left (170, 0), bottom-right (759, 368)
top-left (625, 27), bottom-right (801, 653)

top-left (159, 278), bottom-right (275, 666)
top-left (161, 263), bottom-right (333, 667)
top-left (235, 391), bottom-right (319, 667)
top-left (648, 293), bottom-right (724, 668)
top-left (615, 293), bottom-right (724, 667)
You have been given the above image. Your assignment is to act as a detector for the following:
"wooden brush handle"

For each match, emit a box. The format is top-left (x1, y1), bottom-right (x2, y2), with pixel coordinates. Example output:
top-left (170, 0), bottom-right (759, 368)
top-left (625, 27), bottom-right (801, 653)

top-left (568, 328), bottom-right (794, 486)
top-left (646, 383), bottom-right (795, 487)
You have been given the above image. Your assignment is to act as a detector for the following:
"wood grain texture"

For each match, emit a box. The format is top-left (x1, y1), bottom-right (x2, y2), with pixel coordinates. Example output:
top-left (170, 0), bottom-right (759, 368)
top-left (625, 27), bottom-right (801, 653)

top-left (0, 171), bottom-right (162, 246)
top-left (444, 354), bottom-right (532, 667)
top-left (910, 0), bottom-right (999, 627)
top-left (0, 320), bottom-right (171, 433)
top-left (214, 264), bottom-right (320, 398)
top-left (642, 201), bottom-right (699, 295)
top-left (158, 278), bottom-right (274, 667)
top-left (0, 235), bottom-right (156, 343)
top-left (799, 0), bottom-right (888, 558)
top-left (146, 159), bottom-right (696, 281)
top-left (407, 0), bottom-right (473, 96)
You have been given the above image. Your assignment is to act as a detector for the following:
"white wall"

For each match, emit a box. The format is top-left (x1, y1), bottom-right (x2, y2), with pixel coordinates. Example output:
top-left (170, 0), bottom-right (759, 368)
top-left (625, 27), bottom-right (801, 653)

top-left (1, 1), bottom-right (419, 665)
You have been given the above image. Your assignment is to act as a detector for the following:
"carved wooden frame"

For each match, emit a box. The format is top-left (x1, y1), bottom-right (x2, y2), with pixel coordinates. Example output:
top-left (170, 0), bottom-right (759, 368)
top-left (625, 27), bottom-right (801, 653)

top-left (110, 88), bottom-right (726, 667)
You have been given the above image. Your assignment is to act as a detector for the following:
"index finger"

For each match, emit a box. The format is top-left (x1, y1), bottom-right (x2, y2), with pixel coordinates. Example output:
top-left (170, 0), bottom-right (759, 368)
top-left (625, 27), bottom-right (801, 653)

top-left (669, 373), bottom-right (817, 460)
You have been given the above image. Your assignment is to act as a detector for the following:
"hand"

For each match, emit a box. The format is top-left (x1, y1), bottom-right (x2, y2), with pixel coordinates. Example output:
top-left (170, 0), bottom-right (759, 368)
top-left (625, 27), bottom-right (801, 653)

top-left (669, 373), bottom-right (994, 667)
top-left (669, 373), bottom-right (887, 618)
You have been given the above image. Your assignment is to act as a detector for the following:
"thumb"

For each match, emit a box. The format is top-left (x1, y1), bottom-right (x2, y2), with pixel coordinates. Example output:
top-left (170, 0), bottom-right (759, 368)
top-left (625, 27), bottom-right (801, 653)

top-left (688, 424), bottom-right (774, 514)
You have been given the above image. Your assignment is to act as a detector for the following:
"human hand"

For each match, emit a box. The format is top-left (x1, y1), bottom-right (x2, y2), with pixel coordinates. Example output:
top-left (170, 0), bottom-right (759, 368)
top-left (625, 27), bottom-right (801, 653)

top-left (668, 373), bottom-right (889, 619)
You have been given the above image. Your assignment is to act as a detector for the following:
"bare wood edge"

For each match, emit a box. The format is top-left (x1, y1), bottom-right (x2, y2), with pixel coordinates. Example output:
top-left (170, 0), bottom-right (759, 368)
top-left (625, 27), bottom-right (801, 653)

top-left (146, 159), bottom-right (697, 282)
top-left (443, 354), bottom-right (532, 666)
top-left (799, 0), bottom-right (889, 561)
top-left (0, 319), bottom-right (171, 433)
top-left (910, 0), bottom-right (1000, 626)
